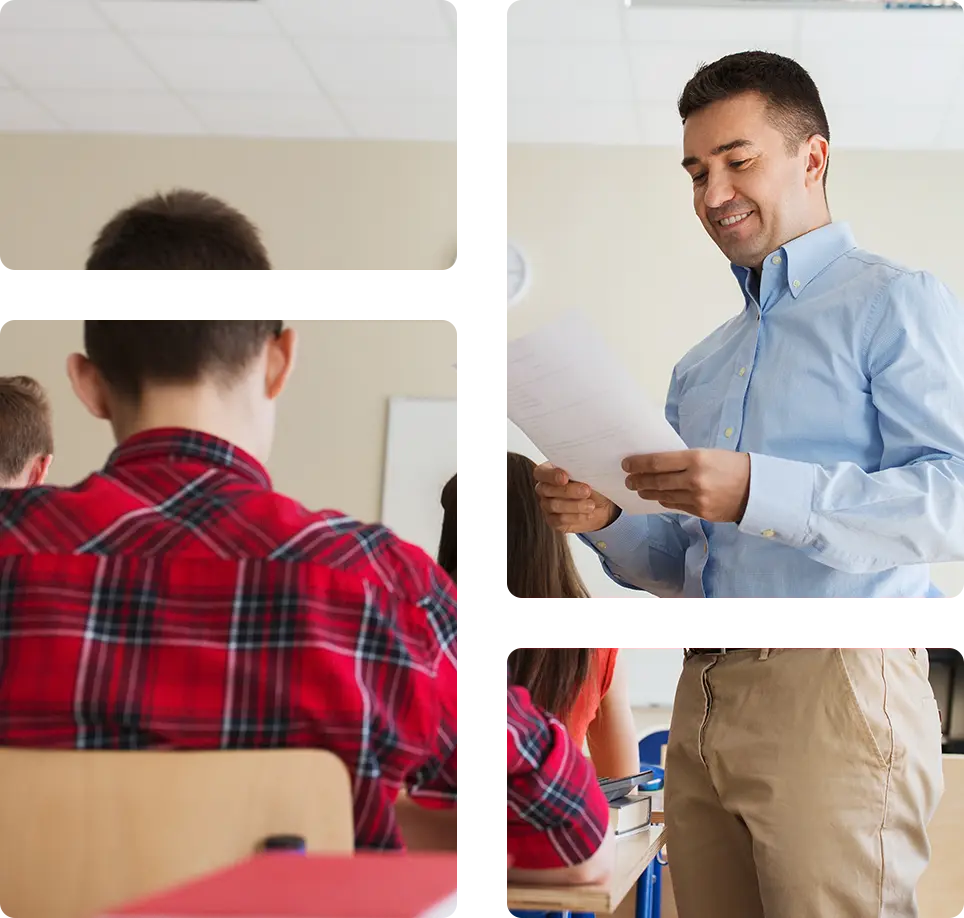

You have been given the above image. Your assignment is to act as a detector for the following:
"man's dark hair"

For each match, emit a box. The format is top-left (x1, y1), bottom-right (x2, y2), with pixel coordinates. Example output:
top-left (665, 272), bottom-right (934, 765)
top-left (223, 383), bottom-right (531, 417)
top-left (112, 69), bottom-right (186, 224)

top-left (86, 190), bottom-right (271, 270)
top-left (84, 321), bottom-right (284, 401)
top-left (679, 51), bottom-right (831, 188)
top-left (0, 376), bottom-right (53, 482)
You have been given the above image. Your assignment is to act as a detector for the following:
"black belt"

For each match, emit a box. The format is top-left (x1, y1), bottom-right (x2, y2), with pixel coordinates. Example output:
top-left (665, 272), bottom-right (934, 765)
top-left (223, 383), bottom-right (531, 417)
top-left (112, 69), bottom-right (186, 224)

top-left (685, 648), bottom-right (753, 658)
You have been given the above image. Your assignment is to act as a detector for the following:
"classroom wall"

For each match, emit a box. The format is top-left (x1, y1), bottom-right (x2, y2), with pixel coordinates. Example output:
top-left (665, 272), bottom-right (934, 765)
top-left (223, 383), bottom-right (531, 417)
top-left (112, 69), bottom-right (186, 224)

top-left (0, 133), bottom-right (456, 270)
top-left (0, 319), bottom-right (456, 524)
top-left (508, 145), bottom-right (964, 597)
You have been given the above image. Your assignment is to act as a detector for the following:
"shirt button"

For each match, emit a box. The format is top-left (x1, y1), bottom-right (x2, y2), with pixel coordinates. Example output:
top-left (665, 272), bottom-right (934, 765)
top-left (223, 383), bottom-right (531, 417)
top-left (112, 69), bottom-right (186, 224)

top-left (596, 541), bottom-right (607, 550)
top-left (724, 427), bottom-right (734, 439)
top-left (738, 367), bottom-right (747, 377)
top-left (771, 255), bottom-right (782, 265)
top-left (761, 529), bottom-right (776, 538)
top-left (792, 279), bottom-right (801, 288)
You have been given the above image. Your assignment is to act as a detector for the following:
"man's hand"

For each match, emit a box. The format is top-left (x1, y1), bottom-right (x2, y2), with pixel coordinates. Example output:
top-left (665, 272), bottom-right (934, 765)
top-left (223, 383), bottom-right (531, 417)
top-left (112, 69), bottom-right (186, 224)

top-left (623, 449), bottom-right (751, 523)
top-left (533, 463), bottom-right (620, 534)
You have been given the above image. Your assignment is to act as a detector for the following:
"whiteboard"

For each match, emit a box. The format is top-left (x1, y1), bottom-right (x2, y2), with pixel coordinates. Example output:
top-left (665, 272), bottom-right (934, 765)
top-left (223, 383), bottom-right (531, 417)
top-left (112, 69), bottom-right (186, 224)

top-left (381, 397), bottom-right (457, 559)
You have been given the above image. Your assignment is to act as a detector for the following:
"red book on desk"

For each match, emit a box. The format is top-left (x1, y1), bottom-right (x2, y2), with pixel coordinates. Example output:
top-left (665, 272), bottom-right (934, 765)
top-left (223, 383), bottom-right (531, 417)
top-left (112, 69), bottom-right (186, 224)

top-left (101, 853), bottom-right (457, 918)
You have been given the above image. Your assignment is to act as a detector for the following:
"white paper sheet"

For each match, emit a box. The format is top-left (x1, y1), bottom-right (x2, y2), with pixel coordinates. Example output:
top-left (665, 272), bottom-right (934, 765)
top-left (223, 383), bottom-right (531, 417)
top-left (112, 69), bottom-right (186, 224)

top-left (507, 311), bottom-right (688, 515)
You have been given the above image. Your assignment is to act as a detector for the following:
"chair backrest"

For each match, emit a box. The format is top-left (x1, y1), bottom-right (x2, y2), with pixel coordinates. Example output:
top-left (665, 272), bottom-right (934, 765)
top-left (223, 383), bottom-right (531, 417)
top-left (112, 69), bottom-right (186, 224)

top-left (918, 754), bottom-right (964, 918)
top-left (0, 748), bottom-right (354, 918)
top-left (638, 726), bottom-right (670, 770)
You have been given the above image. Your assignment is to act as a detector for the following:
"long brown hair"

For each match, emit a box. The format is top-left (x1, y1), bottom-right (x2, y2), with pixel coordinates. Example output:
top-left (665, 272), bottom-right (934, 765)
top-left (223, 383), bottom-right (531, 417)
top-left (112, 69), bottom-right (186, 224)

top-left (507, 457), bottom-right (594, 719)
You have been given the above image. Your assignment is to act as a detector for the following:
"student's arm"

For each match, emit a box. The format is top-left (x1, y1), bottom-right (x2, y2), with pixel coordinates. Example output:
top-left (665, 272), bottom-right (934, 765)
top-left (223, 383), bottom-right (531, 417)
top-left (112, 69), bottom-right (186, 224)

top-left (575, 368), bottom-right (690, 597)
top-left (739, 271), bottom-right (964, 571)
top-left (507, 684), bottom-right (613, 886)
top-left (586, 654), bottom-right (640, 779)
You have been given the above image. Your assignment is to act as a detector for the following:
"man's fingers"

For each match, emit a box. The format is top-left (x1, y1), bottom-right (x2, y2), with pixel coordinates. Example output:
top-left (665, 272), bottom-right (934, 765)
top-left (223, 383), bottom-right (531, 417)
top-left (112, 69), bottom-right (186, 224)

top-left (533, 462), bottom-right (570, 486)
top-left (535, 480), bottom-right (592, 501)
top-left (543, 497), bottom-right (596, 515)
top-left (546, 512), bottom-right (596, 532)
top-left (625, 471), bottom-right (690, 492)
top-left (638, 489), bottom-right (691, 506)
top-left (622, 451), bottom-right (692, 476)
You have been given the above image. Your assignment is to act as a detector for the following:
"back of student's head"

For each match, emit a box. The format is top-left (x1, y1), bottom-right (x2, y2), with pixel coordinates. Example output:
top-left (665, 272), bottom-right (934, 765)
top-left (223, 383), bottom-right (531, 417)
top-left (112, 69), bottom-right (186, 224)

top-left (508, 648), bottom-right (594, 722)
top-left (438, 474), bottom-right (457, 581)
top-left (83, 320), bottom-right (284, 402)
top-left (86, 190), bottom-right (271, 270)
top-left (507, 452), bottom-right (588, 599)
top-left (0, 376), bottom-right (53, 487)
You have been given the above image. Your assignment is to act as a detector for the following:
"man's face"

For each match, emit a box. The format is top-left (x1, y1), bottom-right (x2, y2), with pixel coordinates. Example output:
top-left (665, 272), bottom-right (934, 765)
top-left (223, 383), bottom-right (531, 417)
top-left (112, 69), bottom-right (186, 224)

top-left (682, 91), bottom-right (814, 270)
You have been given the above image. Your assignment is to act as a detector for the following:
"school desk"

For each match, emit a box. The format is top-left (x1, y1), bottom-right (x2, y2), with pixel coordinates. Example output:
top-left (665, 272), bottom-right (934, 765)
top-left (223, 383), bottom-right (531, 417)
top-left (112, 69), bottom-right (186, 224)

top-left (100, 852), bottom-right (457, 918)
top-left (507, 824), bottom-right (667, 914)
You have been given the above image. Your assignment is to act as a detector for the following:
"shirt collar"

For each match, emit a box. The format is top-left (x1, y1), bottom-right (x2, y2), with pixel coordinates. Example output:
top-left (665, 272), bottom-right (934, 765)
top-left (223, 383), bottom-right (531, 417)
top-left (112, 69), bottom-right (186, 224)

top-left (730, 221), bottom-right (857, 311)
top-left (105, 427), bottom-right (272, 489)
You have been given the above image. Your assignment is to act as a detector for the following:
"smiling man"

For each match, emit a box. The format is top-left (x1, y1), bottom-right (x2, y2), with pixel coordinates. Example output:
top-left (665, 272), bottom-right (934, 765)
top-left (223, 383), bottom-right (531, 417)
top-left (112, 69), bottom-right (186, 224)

top-left (533, 51), bottom-right (964, 599)
top-left (522, 47), bottom-right (952, 918)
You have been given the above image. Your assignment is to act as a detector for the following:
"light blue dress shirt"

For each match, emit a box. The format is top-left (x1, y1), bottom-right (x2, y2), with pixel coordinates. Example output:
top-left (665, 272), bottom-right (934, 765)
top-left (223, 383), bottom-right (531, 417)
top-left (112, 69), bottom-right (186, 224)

top-left (579, 222), bottom-right (964, 598)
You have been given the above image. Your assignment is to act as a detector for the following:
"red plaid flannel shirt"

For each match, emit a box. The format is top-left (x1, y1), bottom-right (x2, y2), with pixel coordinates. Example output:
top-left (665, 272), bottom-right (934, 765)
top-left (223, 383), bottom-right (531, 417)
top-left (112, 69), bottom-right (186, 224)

top-left (0, 428), bottom-right (457, 850)
top-left (507, 683), bottom-right (608, 870)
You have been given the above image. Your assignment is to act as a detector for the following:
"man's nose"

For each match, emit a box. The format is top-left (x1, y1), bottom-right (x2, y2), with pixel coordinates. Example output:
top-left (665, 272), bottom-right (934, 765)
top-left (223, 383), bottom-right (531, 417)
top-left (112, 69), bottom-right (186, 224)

top-left (703, 171), bottom-right (736, 211)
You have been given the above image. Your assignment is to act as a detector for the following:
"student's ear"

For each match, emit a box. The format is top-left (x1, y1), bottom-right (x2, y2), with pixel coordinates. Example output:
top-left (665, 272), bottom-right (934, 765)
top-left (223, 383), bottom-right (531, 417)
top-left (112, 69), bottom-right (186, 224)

top-left (265, 327), bottom-right (297, 401)
top-left (66, 353), bottom-right (112, 421)
top-left (26, 454), bottom-right (53, 487)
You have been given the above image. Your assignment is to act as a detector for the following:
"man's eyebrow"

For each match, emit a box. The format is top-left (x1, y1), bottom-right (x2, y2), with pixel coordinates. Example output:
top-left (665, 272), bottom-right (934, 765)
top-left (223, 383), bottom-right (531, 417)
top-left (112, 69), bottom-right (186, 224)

top-left (681, 139), bottom-right (755, 169)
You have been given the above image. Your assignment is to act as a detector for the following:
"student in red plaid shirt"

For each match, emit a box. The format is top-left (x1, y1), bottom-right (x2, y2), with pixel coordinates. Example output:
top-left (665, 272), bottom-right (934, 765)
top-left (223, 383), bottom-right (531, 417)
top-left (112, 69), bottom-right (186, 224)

top-left (0, 321), bottom-right (457, 851)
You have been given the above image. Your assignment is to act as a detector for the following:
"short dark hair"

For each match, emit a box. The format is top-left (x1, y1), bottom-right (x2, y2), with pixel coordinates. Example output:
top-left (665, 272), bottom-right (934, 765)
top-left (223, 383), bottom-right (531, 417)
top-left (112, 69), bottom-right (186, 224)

top-left (84, 321), bottom-right (284, 401)
top-left (679, 51), bottom-right (830, 187)
top-left (86, 190), bottom-right (271, 270)
top-left (0, 376), bottom-right (53, 482)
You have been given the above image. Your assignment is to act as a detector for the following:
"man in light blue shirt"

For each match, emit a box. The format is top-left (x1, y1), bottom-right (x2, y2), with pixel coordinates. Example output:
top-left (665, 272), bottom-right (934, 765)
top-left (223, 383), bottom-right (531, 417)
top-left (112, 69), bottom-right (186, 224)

top-left (531, 50), bottom-right (950, 918)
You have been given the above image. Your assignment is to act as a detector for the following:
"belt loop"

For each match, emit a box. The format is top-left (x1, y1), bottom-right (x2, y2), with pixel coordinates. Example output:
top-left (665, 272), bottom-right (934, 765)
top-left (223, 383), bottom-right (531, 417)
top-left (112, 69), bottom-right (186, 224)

top-left (758, 648), bottom-right (770, 661)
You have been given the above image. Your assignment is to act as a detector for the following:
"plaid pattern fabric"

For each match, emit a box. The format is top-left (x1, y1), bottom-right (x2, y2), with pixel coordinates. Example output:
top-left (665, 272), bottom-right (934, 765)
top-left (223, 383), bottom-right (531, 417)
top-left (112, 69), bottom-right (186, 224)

top-left (0, 428), bottom-right (457, 850)
top-left (507, 683), bottom-right (608, 870)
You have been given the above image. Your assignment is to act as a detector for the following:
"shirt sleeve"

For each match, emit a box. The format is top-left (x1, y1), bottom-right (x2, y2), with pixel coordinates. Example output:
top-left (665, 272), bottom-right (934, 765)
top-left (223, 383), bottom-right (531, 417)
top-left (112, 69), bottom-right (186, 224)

top-left (507, 684), bottom-right (609, 870)
top-left (739, 270), bottom-right (964, 572)
top-left (576, 367), bottom-right (690, 595)
top-left (405, 565), bottom-right (457, 809)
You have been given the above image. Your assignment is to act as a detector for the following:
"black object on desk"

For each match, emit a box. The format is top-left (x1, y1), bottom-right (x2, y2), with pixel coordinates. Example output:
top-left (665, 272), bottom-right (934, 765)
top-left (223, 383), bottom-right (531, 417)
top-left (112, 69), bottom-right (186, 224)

top-left (257, 835), bottom-right (307, 854)
top-left (598, 770), bottom-right (654, 802)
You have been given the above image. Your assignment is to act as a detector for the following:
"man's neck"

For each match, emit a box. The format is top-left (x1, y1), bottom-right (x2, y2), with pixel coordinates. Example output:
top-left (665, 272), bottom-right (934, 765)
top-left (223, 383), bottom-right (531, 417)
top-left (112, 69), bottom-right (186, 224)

top-left (750, 213), bottom-right (833, 277)
top-left (110, 384), bottom-right (267, 462)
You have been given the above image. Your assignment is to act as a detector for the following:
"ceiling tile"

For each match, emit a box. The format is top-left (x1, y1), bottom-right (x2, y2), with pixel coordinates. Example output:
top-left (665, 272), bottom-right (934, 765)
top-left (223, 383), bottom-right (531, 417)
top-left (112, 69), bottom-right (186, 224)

top-left (509, 99), bottom-right (641, 145)
top-left (509, 42), bottom-right (634, 102)
top-left (299, 39), bottom-right (455, 99)
top-left (263, 0), bottom-right (450, 41)
top-left (508, 0), bottom-right (625, 43)
top-left (33, 88), bottom-right (203, 133)
top-left (624, 7), bottom-right (798, 44)
top-left (96, 0), bottom-right (281, 36)
top-left (440, 0), bottom-right (508, 41)
top-left (128, 34), bottom-right (318, 93)
top-left (628, 39), bottom-right (796, 104)
top-left (186, 91), bottom-right (349, 138)
top-left (340, 97), bottom-right (455, 141)
top-left (0, 31), bottom-right (163, 89)
top-left (799, 42), bottom-right (960, 109)
top-left (0, 0), bottom-right (107, 31)
top-left (799, 8), bottom-right (964, 47)
top-left (0, 87), bottom-right (61, 129)
top-left (826, 104), bottom-right (946, 150)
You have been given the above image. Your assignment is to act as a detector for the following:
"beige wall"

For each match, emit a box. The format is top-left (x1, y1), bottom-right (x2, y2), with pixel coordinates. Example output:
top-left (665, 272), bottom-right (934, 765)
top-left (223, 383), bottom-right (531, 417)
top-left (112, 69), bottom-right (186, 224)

top-left (508, 145), bottom-right (964, 597)
top-left (0, 133), bottom-right (456, 270)
top-left (0, 319), bottom-right (456, 524)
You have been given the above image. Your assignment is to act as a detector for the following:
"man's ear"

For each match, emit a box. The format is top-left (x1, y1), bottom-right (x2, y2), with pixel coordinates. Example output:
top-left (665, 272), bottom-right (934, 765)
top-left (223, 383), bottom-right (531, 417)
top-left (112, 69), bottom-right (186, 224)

top-left (265, 327), bottom-right (297, 401)
top-left (25, 454), bottom-right (52, 487)
top-left (66, 353), bottom-right (112, 421)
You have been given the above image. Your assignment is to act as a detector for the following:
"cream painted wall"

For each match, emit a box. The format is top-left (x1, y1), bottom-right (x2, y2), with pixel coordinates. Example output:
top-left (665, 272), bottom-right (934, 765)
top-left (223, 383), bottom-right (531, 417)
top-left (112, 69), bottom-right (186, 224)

top-left (508, 145), bottom-right (964, 597)
top-left (0, 319), bottom-right (456, 524)
top-left (0, 134), bottom-right (456, 270)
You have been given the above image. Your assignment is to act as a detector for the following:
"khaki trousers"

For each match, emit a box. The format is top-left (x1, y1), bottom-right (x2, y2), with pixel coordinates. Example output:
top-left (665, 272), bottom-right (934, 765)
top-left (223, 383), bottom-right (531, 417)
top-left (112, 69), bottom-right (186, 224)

top-left (665, 649), bottom-right (944, 918)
